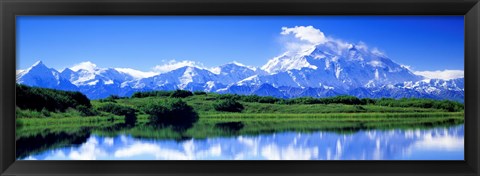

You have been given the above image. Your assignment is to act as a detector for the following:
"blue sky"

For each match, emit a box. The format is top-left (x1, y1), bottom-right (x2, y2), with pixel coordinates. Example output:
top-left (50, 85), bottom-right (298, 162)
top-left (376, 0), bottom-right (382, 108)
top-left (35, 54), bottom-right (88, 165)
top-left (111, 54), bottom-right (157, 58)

top-left (17, 16), bottom-right (464, 72)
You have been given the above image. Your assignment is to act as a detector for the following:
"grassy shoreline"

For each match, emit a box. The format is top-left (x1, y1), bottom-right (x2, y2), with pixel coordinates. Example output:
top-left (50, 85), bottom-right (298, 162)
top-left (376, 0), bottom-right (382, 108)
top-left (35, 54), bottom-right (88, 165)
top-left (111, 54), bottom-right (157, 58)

top-left (17, 112), bottom-right (464, 139)
top-left (15, 85), bottom-right (465, 155)
top-left (16, 113), bottom-right (464, 158)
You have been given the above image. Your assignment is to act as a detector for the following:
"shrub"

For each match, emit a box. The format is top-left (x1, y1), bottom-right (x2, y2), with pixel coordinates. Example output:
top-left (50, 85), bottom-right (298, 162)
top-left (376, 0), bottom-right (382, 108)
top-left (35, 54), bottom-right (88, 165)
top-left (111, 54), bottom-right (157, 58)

top-left (323, 95), bottom-right (363, 105)
top-left (361, 98), bottom-right (376, 105)
top-left (258, 96), bottom-right (281, 104)
top-left (124, 113), bottom-right (137, 126)
top-left (76, 105), bottom-right (98, 117)
top-left (99, 95), bottom-right (124, 103)
top-left (16, 84), bottom-right (91, 112)
top-left (131, 91), bottom-right (172, 98)
top-left (16, 120), bottom-right (23, 128)
top-left (144, 99), bottom-right (199, 131)
top-left (67, 91), bottom-right (92, 108)
top-left (193, 91), bottom-right (207, 95)
top-left (216, 94), bottom-right (240, 100)
top-left (170, 90), bottom-right (193, 98)
top-left (97, 103), bottom-right (137, 125)
top-left (40, 108), bottom-right (51, 117)
top-left (240, 95), bottom-right (260, 102)
top-left (241, 95), bottom-right (280, 104)
top-left (213, 99), bottom-right (244, 112)
top-left (374, 98), bottom-right (463, 112)
top-left (98, 98), bottom-right (117, 103)
top-left (354, 105), bottom-right (367, 111)
top-left (432, 100), bottom-right (464, 112)
top-left (107, 95), bottom-right (121, 99)
top-left (97, 103), bottom-right (136, 116)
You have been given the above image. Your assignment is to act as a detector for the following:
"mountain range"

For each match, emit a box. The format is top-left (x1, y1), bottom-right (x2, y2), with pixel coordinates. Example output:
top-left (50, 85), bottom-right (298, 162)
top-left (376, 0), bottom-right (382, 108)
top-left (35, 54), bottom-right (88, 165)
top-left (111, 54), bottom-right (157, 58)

top-left (16, 41), bottom-right (464, 102)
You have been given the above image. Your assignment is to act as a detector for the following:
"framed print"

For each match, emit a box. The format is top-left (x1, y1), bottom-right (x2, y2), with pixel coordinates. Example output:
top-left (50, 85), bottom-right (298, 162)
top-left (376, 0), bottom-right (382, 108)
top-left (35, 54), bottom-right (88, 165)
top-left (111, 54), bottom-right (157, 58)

top-left (1, 0), bottom-right (479, 175)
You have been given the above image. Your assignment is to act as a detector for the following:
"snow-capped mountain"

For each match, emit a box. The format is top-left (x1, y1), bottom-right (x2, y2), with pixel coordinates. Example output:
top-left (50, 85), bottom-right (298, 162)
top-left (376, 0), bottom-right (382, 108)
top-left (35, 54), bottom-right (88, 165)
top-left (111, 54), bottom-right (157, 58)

top-left (60, 61), bottom-right (144, 86)
top-left (255, 41), bottom-right (422, 91)
top-left (15, 41), bottom-right (463, 101)
top-left (127, 62), bottom-right (259, 92)
top-left (16, 61), bottom-right (77, 91)
top-left (128, 66), bottom-right (220, 91)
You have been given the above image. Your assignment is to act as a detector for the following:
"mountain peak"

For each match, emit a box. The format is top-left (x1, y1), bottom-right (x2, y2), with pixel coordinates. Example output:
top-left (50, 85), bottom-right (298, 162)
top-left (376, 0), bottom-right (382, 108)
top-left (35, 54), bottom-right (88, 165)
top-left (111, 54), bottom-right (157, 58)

top-left (261, 51), bottom-right (317, 74)
top-left (229, 61), bottom-right (247, 67)
top-left (26, 60), bottom-right (49, 72)
top-left (32, 60), bottom-right (44, 67)
top-left (221, 61), bottom-right (257, 71)
top-left (61, 67), bottom-right (73, 73)
top-left (17, 60), bottom-right (49, 77)
top-left (70, 61), bottom-right (97, 72)
top-left (219, 61), bottom-right (243, 68)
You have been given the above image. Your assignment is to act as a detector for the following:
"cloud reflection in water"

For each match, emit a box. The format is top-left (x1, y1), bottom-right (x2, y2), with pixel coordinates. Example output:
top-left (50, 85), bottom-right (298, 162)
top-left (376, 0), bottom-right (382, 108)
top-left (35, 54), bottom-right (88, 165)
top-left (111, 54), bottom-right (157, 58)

top-left (23, 125), bottom-right (463, 160)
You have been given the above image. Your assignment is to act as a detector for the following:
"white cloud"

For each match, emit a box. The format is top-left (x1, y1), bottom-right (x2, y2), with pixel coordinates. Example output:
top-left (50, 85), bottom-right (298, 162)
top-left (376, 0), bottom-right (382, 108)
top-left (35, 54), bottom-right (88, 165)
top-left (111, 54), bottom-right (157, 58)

top-left (103, 137), bottom-right (114, 146)
top-left (260, 144), bottom-right (319, 160)
top-left (371, 47), bottom-right (386, 56)
top-left (410, 135), bottom-right (463, 151)
top-left (414, 70), bottom-right (464, 80)
top-left (44, 150), bottom-right (67, 160)
top-left (278, 26), bottom-right (382, 58)
top-left (24, 156), bottom-right (38, 160)
top-left (68, 137), bottom-right (107, 160)
top-left (114, 143), bottom-right (190, 160)
top-left (281, 26), bottom-right (327, 45)
top-left (355, 41), bottom-right (368, 50)
top-left (113, 141), bottom-right (223, 160)
top-left (280, 26), bottom-right (328, 54)
top-left (70, 61), bottom-right (97, 72)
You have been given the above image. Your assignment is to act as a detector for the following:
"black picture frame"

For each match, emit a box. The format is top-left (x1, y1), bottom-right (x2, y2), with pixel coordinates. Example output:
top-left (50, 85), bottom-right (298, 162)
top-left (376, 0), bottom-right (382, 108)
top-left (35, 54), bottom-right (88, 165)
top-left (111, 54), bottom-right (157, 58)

top-left (1, 0), bottom-right (479, 175)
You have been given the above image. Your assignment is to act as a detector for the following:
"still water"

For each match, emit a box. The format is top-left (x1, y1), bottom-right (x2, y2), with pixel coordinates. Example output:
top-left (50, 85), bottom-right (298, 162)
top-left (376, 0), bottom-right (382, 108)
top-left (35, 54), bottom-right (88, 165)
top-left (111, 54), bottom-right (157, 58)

top-left (21, 124), bottom-right (463, 160)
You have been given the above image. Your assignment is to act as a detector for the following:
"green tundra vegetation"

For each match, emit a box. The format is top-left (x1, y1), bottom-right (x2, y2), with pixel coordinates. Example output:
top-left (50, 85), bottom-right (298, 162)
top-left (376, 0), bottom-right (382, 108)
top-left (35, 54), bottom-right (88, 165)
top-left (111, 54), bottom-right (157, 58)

top-left (16, 84), bottom-right (464, 142)
top-left (15, 84), bottom-right (464, 158)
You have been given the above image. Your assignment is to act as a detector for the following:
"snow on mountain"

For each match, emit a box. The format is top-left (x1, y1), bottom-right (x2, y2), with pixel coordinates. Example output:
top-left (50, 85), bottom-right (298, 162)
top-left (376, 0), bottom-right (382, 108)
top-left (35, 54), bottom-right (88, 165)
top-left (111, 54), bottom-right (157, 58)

top-left (215, 62), bottom-right (258, 85)
top-left (368, 78), bottom-right (464, 102)
top-left (60, 61), bottom-right (147, 87)
top-left (16, 69), bottom-right (24, 75)
top-left (15, 24), bottom-right (463, 101)
top-left (16, 61), bottom-right (163, 99)
top-left (261, 49), bottom-right (318, 74)
top-left (218, 38), bottom-right (462, 101)
top-left (129, 66), bottom-right (220, 90)
top-left (220, 78), bottom-right (464, 101)
top-left (16, 59), bottom-right (463, 101)
top-left (127, 62), bottom-right (259, 91)
top-left (70, 61), bottom-right (97, 72)
top-left (152, 60), bottom-right (218, 74)
top-left (413, 70), bottom-right (464, 80)
top-left (16, 61), bottom-right (77, 91)
top-left (251, 41), bottom-right (422, 92)
top-left (114, 68), bottom-right (158, 79)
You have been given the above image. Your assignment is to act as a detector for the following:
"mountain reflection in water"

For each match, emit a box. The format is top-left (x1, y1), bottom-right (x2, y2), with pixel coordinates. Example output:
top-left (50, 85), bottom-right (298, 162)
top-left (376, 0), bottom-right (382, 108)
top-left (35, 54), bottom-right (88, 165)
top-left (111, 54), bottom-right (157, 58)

top-left (21, 124), bottom-right (463, 160)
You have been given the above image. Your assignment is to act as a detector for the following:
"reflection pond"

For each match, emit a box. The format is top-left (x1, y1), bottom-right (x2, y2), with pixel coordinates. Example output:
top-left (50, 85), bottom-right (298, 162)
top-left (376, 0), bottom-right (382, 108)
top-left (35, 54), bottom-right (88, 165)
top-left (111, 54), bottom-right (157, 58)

top-left (19, 124), bottom-right (464, 160)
